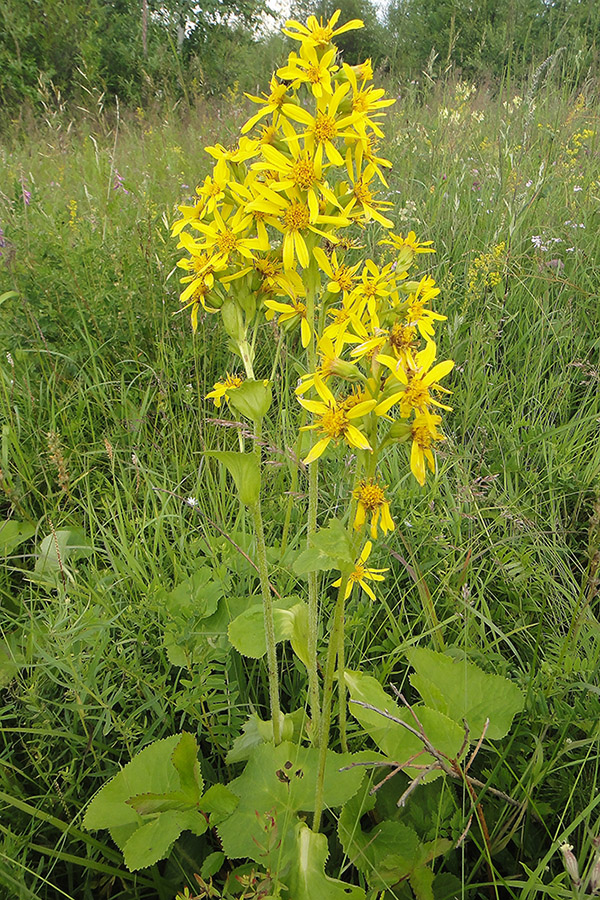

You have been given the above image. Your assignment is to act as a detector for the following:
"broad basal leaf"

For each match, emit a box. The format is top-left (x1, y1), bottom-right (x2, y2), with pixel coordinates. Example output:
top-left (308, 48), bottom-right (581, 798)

top-left (228, 597), bottom-right (309, 666)
top-left (345, 669), bottom-right (464, 768)
top-left (406, 647), bottom-right (524, 740)
top-left (288, 822), bottom-right (365, 900)
top-left (0, 520), bottom-right (36, 557)
top-left (217, 741), bottom-right (365, 872)
top-left (339, 781), bottom-right (451, 891)
top-left (84, 732), bottom-right (227, 871)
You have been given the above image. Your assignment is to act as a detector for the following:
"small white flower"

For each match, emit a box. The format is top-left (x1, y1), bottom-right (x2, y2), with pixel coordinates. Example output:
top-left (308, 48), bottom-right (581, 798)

top-left (573, 185), bottom-right (583, 192)
top-left (6, 352), bottom-right (13, 367)
top-left (185, 496), bottom-right (198, 507)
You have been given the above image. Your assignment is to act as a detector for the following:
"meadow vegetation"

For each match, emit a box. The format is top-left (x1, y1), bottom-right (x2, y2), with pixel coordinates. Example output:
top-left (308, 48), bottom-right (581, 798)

top-left (0, 17), bottom-right (599, 900)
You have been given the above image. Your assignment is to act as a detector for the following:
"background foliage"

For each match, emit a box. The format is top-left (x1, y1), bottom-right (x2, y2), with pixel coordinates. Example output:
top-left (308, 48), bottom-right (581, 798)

top-left (1, 0), bottom-right (599, 116)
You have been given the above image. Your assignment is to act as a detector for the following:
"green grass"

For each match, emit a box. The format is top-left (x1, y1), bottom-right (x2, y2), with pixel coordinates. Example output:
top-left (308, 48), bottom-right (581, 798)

top-left (0, 68), bottom-right (599, 899)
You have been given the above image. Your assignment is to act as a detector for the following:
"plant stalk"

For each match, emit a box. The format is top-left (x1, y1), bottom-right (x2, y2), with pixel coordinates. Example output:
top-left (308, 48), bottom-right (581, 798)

top-left (252, 498), bottom-right (282, 745)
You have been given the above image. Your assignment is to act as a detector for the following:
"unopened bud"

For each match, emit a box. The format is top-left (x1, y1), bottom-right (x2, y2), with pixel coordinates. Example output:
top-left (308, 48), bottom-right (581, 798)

top-left (589, 852), bottom-right (600, 894)
top-left (560, 843), bottom-right (580, 887)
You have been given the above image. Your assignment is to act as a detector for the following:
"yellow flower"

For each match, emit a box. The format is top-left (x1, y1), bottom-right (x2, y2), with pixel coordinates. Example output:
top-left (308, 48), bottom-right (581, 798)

top-left (376, 342), bottom-right (454, 417)
top-left (409, 410), bottom-right (445, 486)
top-left (283, 10), bottom-right (364, 49)
top-left (353, 478), bottom-right (395, 538)
top-left (298, 375), bottom-right (376, 463)
top-left (277, 44), bottom-right (338, 99)
top-left (263, 297), bottom-right (312, 347)
top-left (379, 230), bottom-right (435, 271)
top-left (205, 374), bottom-right (243, 408)
top-left (247, 183), bottom-right (351, 271)
top-left (342, 62), bottom-right (395, 137)
top-left (281, 83), bottom-right (357, 166)
top-left (242, 77), bottom-right (289, 134)
top-left (344, 151), bottom-right (394, 228)
top-left (191, 205), bottom-right (266, 264)
top-left (332, 541), bottom-right (387, 601)
top-left (313, 247), bottom-right (361, 295)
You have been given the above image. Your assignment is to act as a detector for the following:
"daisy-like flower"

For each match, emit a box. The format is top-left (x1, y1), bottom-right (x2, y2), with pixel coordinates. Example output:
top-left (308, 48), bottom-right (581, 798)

top-left (242, 77), bottom-right (289, 135)
top-left (263, 296), bottom-right (312, 347)
top-left (190, 205), bottom-right (266, 265)
top-left (379, 231), bottom-right (435, 270)
top-left (277, 44), bottom-right (338, 99)
top-left (298, 375), bottom-right (376, 463)
top-left (253, 127), bottom-right (339, 219)
top-left (353, 477), bottom-right (395, 538)
top-left (313, 246), bottom-right (361, 295)
top-left (342, 63), bottom-right (395, 137)
top-left (344, 151), bottom-right (394, 228)
top-left (247, 183), bottom-right (351, 271)
top-left (296, 334), bottom-right (362, 395)
top-left (283, 9), bottom-right (364, 49)
top-left (409, 410), bottom-right (445, 486)
top-left (205, 373), bottom-right (243, 408)
top-left (376, 342), bottom-right (454, 418)
top-left (281, 83), bottom-right (357, 166)
top-left (332, 541), bottom-right (388, 600)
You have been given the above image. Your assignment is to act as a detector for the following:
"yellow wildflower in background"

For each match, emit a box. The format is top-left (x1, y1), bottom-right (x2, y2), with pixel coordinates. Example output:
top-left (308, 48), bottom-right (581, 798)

top-left (353, 478), bottom-right (395, 538)
top-left (205, 374), bottom-right (243, 408)
top-left (332, 541), bottom-right (388, 600)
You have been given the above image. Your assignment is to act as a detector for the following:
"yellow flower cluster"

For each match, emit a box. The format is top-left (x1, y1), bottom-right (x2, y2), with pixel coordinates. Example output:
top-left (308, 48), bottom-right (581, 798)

top-left (173, 11), bottom-right (456, 597)
top-left (467, 242), bottom-right (506, 301)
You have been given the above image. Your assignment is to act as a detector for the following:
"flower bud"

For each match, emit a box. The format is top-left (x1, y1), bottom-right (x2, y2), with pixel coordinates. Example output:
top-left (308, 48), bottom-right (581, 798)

top-left (560, 843), bottom-right (580, 887)
top-left (589, 852), bottom-right (600, 894)
top-left (221, 298), bottom-right (246, 343)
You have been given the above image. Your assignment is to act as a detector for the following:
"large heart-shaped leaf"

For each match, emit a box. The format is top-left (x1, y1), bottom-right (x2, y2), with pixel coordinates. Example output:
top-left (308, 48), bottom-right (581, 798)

top-left (406, 647), bottom-right (524, 740)
top-left (217, 741), bottom-right (365, 872)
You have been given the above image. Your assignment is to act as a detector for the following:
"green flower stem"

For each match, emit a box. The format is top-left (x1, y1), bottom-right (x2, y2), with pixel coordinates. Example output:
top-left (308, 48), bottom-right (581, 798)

top-left (305, 259), bottom-right (322, 745)
top-left (252, 498), bottom-right (282, 745)
top-left (313, 574), bottom-right (348, 833)
top-left (236, 338), bottom-right (281, 742)
top-left (336, 464), bottom-right (364, 753)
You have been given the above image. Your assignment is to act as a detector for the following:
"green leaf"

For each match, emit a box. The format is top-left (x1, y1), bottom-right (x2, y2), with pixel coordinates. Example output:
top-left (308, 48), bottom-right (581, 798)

top-left (33, 528), bottom-right (92, 582)
top-left (345, 670), bottom-right (464, 768)
top-left (0, 520), bottom-right (36, 557)
top-left (226, 710), bottom-right (303, 764)
top-left (293, 518), bottom-right (354, 576)
top-left (338, 781), bottom-right (420, 889)
top-left (171, 731), bottom-right (203, 802)
top-left (406, 647), bottom-right (524, 740)
top-left (122, 810), bottom-right (205, 871)
top-left (208, 451), bottom-right (261, 507)
top-left (201, 851), bottom-right (225, 880)
top-left (126, 791), bottom-right (191, 815)
top-left (228, 379), bottom-right (272, 421)
top-left (84, 735), bottom-right (182, 852)
top-left (287, 822), bottom-right (366, 900)
top-left (201, 784), bottom-right (239, 826)
top-left (0, 291), bottom-right (18, 307)
top-left (339, 781), bottom-right (450, 891)
top-left (0, 634), bottom-right (25, 687)
top-left (163, 567), bottom-right (224, 619)
top-left (217, 742), bottom-right (365, 870)
top-left (228, 597), bottom-right (309, 666)
top-left (84, 732), bottom-right (209, 870)
top-left (409, 864), bottom-right (435, 900)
